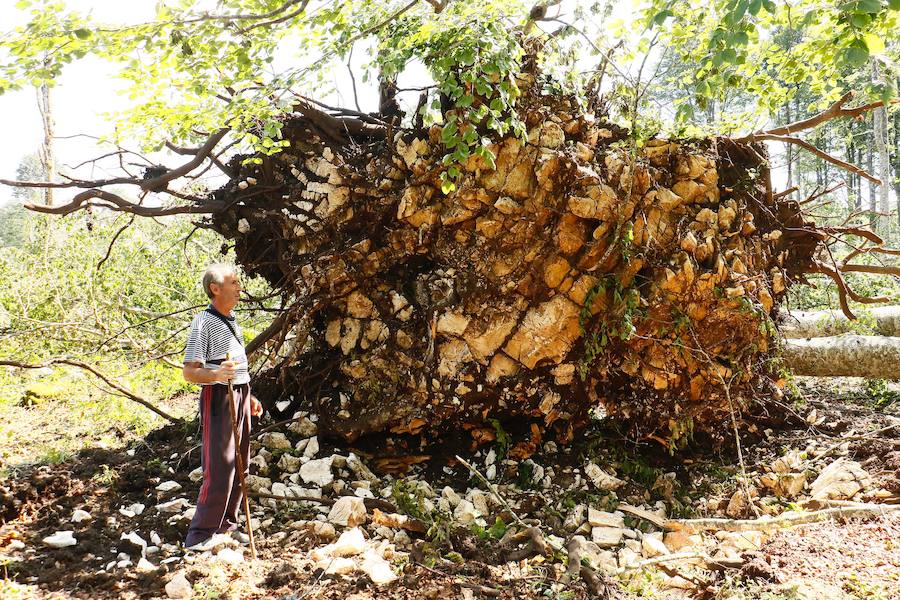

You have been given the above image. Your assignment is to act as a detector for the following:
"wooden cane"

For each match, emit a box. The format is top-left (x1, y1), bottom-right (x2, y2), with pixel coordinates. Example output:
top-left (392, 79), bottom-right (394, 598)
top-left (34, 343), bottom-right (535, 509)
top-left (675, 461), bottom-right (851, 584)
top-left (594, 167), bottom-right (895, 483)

top-left (224, 352), bottom-right (258, 560)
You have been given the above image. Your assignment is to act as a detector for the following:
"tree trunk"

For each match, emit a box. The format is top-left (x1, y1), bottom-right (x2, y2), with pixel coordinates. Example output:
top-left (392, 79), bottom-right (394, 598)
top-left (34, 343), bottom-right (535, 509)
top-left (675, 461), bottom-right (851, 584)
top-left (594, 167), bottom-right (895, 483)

top-left (36, 80), bottom-right (54, 207)
top-left (779, 306), bottom-right (900, 338)
top-left (782, 335), bottom-right (900, 379)
top-left (784, 101), bottom-right (793, 189)
top-left (868, 142), bottom-right (877, 229)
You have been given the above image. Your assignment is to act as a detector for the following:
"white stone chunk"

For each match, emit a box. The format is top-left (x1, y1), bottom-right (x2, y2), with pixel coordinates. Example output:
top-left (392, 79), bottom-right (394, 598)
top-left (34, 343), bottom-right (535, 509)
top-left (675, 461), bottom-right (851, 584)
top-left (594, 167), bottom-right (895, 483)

top-left (165, 571), bottom-right (192, 599)
top-left (331, 527), bottom-right (367, 557)
top-left (43, 531), bottom-right (77, 548)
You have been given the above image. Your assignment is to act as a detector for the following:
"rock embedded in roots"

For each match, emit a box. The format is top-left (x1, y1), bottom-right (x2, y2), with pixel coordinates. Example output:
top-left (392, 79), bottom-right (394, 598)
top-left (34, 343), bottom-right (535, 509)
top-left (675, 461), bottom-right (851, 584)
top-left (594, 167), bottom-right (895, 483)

top-left (212, 75), bottom-right (823, 450)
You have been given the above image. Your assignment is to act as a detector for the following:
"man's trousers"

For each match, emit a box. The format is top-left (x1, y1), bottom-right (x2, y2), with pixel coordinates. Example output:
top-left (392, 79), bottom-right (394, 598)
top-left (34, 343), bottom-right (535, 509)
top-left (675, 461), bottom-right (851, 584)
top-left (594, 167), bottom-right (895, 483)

top-left (185, 383), bottom-right (251, 547)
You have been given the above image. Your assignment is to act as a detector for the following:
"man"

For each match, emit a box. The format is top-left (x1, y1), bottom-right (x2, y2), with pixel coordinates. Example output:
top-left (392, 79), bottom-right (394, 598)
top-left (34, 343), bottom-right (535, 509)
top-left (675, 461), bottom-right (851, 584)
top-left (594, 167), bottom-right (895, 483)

top-left (182, 263), bottom-right (262, 549)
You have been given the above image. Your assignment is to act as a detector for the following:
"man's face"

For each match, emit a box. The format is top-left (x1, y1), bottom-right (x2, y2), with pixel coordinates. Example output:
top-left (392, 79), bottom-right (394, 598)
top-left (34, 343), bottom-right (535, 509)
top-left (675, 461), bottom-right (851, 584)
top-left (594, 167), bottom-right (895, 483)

top-left (210, 274), bottom-right (242, 308)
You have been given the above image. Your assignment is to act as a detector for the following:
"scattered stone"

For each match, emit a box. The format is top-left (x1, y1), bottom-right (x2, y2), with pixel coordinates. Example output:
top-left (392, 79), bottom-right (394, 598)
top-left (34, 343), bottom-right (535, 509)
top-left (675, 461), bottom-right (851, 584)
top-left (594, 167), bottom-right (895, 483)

top-left (454, 500), bottom-right (479, 524)
top-left (328, 496), bottom-right (367, 527)
top-left (584, 462), bottom-right (624, 490)
top-left (71, 509), bottom-right (92, 523)
top-left (43, 531), bottom-right (77, 548)
top-left (215, 547), bottom-right (244, 565)
top-left (323, 557), bottom-right (357, 574)
top-left (587, 508), bottom-right (624, 528)
top-left (300, 456), bottom-right (334, 487)
top-left (150, 531), bottom-right (162, 546)
top-left (347, 453), bottom-right (378, 482)
top-left (360, 549), bottom-right (398, 586)
top-left (641, 532), bottom-right (669, 558)
top-left (288, 417), bottom-right (318, 437)
top-left (811, 459), bottom-right (871, 500)
top-left (157, 498), bottom-right (191, 514)
top-left (120, 532), bottom-right (148, 555)
top-left (188, 467), bottom-right (203, 483)
top-left (165, 571), bottom-right (192, 599)
top-left (331, 527), bottom-right (367, 557)
top-left (304, 436), bottom-right (320, 458)
top-left (136, 557), bottom-right (156, 572)
top-left (119, 503), bottom-right (146, 518)
top-left (156, 481), bottom-right (182, 494)
top-left (246, 475), bottom-right (273, 493)
top-left (590, 526), bottom-right (624, 548)
top-left (277, 453), bottom-right (301, 474)
top-left (259, 432), bottom-right (292, 450)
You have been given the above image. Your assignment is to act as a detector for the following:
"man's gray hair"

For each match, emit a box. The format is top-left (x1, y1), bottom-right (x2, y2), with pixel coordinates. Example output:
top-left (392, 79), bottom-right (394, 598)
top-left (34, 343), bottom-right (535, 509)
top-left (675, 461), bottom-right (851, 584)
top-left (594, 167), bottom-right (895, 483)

top-left (202, 263), bottom-right (236, 299)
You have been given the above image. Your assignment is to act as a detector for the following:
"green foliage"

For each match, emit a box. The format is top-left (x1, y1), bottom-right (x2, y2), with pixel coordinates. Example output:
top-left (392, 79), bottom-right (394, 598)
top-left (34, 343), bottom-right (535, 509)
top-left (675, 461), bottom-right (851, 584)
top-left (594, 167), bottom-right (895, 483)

top-left (578, 275), bottom-right (642, 381)
top-left (643, 0), bottom-right (900, 122)
top-left (489, 418), bottom-right (511, 460)
top-left (470, 516), bottom-right (508, 541)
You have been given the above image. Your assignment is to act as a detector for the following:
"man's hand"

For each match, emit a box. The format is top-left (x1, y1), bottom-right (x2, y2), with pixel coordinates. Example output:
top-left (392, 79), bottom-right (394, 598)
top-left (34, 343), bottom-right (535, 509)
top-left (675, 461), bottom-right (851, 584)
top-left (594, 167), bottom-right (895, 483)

top-left (250, 395), bottom-right (263, 417)
top-left (216, 360), bottom-right (237, 382)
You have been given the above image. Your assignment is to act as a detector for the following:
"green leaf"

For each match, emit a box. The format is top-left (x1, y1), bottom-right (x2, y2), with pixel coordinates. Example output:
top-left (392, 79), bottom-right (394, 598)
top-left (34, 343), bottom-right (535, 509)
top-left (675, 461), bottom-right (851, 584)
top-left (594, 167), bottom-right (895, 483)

top-left (889, 0), bottom-right (900, 9)
top-left (841, 45), bottom-right (869, 67)
top-left (651, 9), bottom-right (674, 25)
top-left (855, 0), bottom-right (881, 13)
top-left (73, 28), bottom-right (91, 40)
top-left (749, 0), bottom-right (762, 15)
top-left (762, 0), bottom-right (776, 13)
top-left (862, 33), bottom-right (885, 54)
top-left (849, 13), bottom-right (871, 27)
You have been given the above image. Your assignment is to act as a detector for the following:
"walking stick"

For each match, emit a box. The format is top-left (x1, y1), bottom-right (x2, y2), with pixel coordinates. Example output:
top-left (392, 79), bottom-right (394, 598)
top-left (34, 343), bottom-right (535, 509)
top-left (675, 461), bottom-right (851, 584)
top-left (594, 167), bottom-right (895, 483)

top-left (224, 352), bottom-right (258, 560)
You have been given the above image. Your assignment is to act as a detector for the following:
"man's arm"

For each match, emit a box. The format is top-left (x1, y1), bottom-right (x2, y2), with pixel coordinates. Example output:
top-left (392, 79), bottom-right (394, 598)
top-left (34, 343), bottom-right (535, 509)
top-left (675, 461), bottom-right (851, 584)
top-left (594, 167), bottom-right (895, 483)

top-left (183, 360), bottom-right (236, 384)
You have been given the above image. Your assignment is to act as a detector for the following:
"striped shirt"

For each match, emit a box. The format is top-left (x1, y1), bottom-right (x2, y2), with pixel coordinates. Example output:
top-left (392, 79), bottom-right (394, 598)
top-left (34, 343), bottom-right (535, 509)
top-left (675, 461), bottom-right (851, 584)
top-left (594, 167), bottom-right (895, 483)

top-left (183, 306), bottom-right (250, 385)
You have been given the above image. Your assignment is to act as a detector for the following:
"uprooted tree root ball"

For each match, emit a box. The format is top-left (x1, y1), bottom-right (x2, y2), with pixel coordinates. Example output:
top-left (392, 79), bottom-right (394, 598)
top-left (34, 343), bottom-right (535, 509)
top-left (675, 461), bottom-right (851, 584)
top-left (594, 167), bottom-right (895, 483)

top-left (205, 65), bottom-right (886, 452)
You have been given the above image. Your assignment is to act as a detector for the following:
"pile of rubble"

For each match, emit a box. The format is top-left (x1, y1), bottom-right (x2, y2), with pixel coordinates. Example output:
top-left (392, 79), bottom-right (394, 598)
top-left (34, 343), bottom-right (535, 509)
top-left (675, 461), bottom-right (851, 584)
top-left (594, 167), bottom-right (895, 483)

top-left (17, 407), bottom-right (897, 598)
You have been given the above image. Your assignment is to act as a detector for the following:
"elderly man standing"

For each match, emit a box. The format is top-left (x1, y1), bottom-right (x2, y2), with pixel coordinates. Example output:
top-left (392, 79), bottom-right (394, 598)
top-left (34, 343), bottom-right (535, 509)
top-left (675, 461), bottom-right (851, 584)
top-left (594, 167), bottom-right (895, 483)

top-left (182, 263), bottom-right (262, 549)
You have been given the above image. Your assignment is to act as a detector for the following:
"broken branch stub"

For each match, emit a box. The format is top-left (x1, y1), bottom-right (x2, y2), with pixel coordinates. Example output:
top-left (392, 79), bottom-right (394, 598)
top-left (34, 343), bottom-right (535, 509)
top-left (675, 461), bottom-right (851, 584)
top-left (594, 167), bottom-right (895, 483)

top-left (208, 69), bottom-right (850, 450)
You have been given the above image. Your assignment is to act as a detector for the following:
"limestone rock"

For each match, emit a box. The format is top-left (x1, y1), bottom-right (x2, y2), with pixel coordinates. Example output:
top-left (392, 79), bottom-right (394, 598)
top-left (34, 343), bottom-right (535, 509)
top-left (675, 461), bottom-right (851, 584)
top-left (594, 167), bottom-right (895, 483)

top-left (71, 509), bottom-right (92, 523)
top-left (641, 532), bottom-right (669, 558)
top-left (591, 526), bottom-right (624, 548)
top-left (360, 549), bottom-right (398, 586)
top-left (42, 531), bottom-right (77, 548)
top-left (300, 456), bottom-right (334, 487)
top-left (584, 463), bottom-right (624, 491)
top-left (156, 481), bottom-right (182, 494)
top-left (331, 527), bottom-right (367, 557)
top-left (328, 496), bottom-right (367, 527)
top-left (811, 459), bottom-right (871, 500)
top-left (259, 432), bottom-right (292, 450)
top-left (165, 571), bottom-right (192, 599)
top-left (587, 508), bottom-right (624, 528)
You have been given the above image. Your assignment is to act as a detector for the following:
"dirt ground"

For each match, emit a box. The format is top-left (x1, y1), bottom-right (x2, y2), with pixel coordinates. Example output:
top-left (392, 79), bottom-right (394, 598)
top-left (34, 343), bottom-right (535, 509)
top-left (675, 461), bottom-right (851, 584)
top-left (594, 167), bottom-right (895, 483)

top-left (0, 377), bottom-right (897, 599)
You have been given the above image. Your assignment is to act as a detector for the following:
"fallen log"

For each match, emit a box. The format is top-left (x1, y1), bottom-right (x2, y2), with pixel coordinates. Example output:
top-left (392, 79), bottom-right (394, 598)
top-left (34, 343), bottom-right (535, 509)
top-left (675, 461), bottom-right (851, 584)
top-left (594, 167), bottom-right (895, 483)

top-left (779, 306), bottom-right (900, 338)
top-left (781, 335), bottom-right (900, 379)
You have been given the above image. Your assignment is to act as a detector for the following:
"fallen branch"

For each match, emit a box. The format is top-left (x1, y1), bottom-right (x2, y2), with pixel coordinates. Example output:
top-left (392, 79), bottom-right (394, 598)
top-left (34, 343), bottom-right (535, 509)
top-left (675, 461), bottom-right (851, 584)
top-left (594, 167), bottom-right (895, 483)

top-left (0, 358), bottom-right (177, 422)
top-left (666, 503), bottom-right (900, 533)
top-left (455, 454), bottom-right (526, 527)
